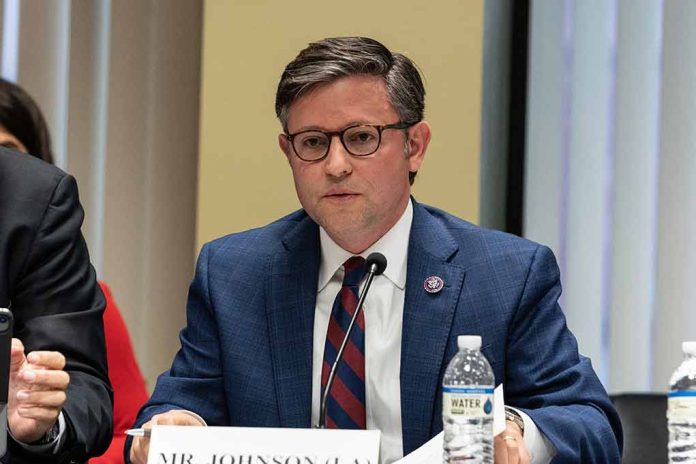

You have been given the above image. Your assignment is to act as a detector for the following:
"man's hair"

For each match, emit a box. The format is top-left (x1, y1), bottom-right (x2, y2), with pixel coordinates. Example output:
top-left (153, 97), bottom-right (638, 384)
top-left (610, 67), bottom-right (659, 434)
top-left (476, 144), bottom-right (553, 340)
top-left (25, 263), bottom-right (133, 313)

top-left (0, 78), bottom-right (54, 164)
top-left (275, 37), bottom-right (425, 184)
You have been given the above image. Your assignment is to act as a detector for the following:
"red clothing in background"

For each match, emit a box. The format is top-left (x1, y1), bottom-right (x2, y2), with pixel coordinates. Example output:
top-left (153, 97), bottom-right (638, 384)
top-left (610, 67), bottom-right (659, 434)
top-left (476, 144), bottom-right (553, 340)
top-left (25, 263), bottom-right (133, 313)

top-left (91, 282), bottom-right (149, 463)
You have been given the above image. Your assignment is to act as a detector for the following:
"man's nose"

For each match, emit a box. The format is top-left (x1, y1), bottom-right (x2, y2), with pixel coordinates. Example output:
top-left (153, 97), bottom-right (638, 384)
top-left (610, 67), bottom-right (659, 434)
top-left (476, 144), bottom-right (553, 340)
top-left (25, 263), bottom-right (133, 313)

top-left (323, 135), bottom-right (353, 178)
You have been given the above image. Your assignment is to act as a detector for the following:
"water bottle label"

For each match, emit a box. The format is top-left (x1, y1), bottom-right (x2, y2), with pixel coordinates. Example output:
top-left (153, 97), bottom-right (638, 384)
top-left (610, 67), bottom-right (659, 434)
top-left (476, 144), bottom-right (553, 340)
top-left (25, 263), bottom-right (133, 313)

top-left (443, 386), bottom-right (494, 418)
top-left (668, 392), bottom-right (696, 421)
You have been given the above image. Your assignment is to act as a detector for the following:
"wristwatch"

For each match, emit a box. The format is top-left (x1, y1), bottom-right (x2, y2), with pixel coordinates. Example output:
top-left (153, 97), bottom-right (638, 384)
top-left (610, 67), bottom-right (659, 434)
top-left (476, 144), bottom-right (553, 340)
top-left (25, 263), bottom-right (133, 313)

top-left (504, 406), bottom-right (525, 436)
top-left (30, 421), bottom-right (60, 446)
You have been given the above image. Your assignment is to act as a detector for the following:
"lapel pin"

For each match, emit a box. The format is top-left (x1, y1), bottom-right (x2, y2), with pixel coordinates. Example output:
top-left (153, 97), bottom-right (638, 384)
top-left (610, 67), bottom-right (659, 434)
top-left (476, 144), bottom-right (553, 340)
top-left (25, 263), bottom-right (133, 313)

top-left (423, 275), bottom-right (444, 294)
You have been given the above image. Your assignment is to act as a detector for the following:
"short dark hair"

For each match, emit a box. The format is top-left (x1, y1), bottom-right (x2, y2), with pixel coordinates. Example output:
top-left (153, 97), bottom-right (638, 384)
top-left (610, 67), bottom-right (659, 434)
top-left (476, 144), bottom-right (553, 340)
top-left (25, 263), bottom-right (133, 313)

top-left (275, 37), bottom-right (425, 184)
top-left (0, 78), bottom-right (54, 164)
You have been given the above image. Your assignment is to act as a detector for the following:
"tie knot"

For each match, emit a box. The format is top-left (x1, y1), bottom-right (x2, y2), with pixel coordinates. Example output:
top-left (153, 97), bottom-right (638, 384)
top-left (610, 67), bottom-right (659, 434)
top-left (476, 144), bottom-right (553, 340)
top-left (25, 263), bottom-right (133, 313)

top-left (342, 256), bottom-right (366, 287)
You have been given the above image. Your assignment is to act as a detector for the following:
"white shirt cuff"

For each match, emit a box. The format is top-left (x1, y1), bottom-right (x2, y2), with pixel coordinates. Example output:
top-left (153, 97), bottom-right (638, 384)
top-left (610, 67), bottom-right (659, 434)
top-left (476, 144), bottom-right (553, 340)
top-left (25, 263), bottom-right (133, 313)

top-left (12, 411), bottom-right (66, 454)
top-left (508, 407), bottom-right (556, 464)
top-left (171, 409), bottom-right (207, 426)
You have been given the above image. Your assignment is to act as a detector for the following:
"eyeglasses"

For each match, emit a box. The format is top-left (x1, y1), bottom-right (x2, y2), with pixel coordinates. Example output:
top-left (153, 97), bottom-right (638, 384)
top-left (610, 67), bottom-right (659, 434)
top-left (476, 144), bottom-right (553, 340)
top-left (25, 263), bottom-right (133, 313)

top-left (284, 121), bottom-right (414, 161)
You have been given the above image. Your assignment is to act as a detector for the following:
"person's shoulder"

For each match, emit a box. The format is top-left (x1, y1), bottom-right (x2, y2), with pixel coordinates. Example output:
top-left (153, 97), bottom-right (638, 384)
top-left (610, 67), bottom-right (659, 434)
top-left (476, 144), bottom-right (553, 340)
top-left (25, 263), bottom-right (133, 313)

top-left (0, 147), bottom-right (65, 186)
top-left (0, 147), bottom-right (69, 205)
top-left (201, 209), bottom-right (312, 260)
top-left (0, 148), bottom-right (74, 225)
top-left (416, 202), bottom-right (547, 265)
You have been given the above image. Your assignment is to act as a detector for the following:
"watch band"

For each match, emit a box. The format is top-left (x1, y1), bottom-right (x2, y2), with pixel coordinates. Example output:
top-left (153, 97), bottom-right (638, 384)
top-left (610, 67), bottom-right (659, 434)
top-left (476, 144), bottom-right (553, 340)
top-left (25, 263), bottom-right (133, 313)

top-left (29, 420), bottom-right (60, 446)
top-left (504, 406), bottom-right (525, 436)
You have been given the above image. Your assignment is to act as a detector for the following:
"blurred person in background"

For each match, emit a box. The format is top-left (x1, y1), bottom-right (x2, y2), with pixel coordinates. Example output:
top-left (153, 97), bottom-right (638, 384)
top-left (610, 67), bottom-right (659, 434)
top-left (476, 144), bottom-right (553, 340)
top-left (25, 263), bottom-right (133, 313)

top-left (0, 77), bottom-right (149, 463)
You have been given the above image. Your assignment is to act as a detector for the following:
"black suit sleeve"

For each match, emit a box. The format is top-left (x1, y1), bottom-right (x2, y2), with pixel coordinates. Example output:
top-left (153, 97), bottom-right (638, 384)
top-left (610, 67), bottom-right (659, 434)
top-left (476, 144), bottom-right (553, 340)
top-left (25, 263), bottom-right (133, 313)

top-left (4, 173), bottom-right (113, 463)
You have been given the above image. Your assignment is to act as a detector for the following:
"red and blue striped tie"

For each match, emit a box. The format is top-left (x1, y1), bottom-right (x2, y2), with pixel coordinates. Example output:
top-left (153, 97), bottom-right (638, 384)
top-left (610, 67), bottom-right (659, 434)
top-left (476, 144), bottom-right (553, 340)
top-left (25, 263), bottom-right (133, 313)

top-left (321, 256), bottom-right (367, 429)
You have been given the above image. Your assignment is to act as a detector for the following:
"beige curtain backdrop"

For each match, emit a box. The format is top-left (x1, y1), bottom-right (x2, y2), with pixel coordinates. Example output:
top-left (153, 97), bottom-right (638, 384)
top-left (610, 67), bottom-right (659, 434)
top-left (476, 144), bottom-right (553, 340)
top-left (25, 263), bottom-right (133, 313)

top-left (0, 0), bottom-right (203, 388)
top-left (525, 0), bottom-right (696, 392)
top-left (197, 1), bottom-right (485, 247)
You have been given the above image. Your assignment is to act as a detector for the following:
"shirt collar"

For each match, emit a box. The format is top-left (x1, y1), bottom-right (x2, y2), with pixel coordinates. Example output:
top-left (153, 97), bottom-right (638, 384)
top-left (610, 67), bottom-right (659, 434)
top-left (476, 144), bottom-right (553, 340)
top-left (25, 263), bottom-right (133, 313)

top-left (318, 199), bottom-right (413, 292)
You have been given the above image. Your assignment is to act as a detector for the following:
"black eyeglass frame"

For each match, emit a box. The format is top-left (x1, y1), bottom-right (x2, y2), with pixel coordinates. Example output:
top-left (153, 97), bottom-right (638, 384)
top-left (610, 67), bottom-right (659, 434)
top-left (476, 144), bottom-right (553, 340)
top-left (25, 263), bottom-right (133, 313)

top-left (284, 121), bottom-right (415, 161)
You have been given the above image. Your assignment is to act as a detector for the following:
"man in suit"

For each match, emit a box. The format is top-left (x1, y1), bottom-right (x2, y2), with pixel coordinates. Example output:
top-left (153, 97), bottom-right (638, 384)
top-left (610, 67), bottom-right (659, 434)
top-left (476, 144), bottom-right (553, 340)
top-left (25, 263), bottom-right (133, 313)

top-left (0, 148), bottom-right (113, 462)
top-left (129, 37), bottom-right (622, 463)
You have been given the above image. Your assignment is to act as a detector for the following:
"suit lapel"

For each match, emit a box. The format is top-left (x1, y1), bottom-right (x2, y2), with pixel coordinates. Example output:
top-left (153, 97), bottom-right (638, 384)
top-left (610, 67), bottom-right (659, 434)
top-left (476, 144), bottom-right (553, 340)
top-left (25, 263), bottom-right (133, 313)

top-left (267, 214), bottom-right (320, 428)
top-left (400, 202), bottom-right (465, 454)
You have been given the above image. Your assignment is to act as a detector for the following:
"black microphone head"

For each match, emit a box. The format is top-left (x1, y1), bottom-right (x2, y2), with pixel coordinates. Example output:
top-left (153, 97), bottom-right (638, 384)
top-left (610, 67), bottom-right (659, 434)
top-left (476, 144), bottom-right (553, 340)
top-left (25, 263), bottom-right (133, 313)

top-left (365, 252), bottom-right (387, 276)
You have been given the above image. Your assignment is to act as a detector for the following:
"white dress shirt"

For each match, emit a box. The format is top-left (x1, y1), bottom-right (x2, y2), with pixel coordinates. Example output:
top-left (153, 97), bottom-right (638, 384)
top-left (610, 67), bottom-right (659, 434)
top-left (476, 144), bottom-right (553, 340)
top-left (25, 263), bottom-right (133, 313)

top-left (310, 200), bottom-right (554, 463)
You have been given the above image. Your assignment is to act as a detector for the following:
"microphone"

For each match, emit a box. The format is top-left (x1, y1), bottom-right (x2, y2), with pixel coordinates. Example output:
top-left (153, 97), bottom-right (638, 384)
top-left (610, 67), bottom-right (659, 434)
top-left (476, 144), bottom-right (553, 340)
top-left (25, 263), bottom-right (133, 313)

top-left (365, 252), bottom-right (387, 276)
top-left (318, 252), bottom-right (387, 429)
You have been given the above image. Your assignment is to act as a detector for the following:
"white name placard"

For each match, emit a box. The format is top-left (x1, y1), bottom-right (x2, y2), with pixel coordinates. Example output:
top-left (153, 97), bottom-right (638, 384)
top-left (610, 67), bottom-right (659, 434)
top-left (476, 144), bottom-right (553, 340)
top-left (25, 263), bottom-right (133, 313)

top-left (147, 426), bottom-right (381, 464)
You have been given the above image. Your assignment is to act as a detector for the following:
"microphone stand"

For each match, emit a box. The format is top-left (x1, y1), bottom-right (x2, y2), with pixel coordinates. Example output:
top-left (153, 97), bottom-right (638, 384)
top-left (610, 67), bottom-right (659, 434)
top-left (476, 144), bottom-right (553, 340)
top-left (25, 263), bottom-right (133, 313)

top-left (317, 259), bottom-right (381, 429)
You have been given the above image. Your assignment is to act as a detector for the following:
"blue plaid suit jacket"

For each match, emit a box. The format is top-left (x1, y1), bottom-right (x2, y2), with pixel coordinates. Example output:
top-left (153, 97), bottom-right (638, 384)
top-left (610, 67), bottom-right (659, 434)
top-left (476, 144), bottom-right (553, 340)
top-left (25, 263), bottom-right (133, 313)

top-left (129, 200), bottom-right (622, 463)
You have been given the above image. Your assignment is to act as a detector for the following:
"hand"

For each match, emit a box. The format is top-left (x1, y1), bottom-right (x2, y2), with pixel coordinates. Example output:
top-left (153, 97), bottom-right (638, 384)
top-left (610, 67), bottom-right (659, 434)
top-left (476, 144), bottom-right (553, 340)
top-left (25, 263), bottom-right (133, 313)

top-left (494, 420), bottom-right (531, 464)
top-left (130, 410), bottom-right (205, 464)
top-left (8, 338), bottom-right (70, 443)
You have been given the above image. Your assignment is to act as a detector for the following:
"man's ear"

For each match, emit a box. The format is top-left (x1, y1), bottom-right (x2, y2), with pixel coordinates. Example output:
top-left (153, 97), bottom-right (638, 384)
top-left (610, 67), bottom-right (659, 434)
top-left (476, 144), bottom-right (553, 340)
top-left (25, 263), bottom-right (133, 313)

top-left (406, 121), bottom-right (431, 173)
top-left (278, 134), bottom-right (292, 161)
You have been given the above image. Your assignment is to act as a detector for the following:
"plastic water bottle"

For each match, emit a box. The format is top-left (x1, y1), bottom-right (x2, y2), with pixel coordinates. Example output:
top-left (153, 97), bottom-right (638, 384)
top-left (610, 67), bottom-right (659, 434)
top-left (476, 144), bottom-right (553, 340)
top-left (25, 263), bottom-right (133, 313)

top-left (442, 335), bottom-right (494, 463)
top-left (668, 341), bottom-right (696, 463)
